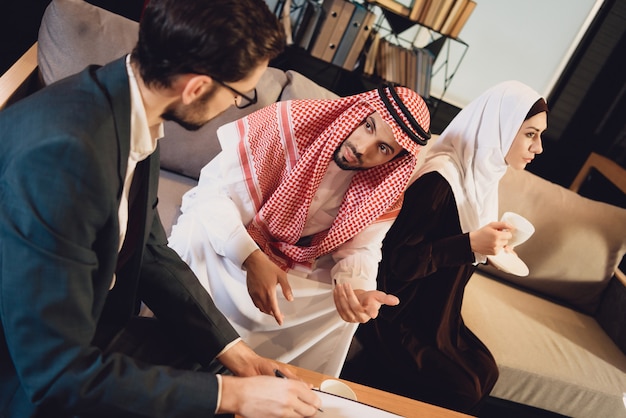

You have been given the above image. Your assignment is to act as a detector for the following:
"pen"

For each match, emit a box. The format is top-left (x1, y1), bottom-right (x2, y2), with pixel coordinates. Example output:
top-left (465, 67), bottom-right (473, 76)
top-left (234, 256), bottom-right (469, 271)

top-left (274, 369), bottom-right (324, 413)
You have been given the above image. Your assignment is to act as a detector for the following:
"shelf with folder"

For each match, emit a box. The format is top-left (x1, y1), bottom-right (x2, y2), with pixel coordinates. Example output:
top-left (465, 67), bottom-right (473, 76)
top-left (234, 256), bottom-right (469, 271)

top-left (363, 2), bottom-right (469, 114)
top-left (271, 0), bottom-right (467, 115)
top-left (270, 44), bottom-right (461, 134)
top-left (270, 44), bottom-right (380, 97)
top-left (365, 0), bottom-right (477, 39)
top-left (285, 0), bottom-right (378, 72)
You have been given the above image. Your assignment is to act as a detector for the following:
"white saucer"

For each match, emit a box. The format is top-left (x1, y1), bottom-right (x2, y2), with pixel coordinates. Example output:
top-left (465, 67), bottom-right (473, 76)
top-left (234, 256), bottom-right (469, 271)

top-left (487, 251), bottom-right (529, 276)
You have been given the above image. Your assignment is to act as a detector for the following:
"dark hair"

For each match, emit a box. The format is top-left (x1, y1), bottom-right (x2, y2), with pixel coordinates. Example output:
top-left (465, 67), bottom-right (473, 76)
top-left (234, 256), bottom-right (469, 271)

top-left (525, 98), bottom-right (548, 120)
top-left (132, 0), bottom-right (285, 87)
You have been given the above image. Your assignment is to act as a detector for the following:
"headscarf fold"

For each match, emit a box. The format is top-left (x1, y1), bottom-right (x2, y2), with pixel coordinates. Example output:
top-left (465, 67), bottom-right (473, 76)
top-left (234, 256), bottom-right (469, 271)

top-left (415, 80), bottom-right (543, 263)
top-left (235, 87), bottom-right (430, 269)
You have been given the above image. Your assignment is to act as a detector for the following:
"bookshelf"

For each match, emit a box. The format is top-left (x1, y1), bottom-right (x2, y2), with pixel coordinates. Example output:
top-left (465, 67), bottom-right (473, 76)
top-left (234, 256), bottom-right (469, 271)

top-left (365, 0), bottom-right (476, 38)
top-left (270, 0), bottom-right (469, 113)
top-left (367, 2), bottom-right (469, 112)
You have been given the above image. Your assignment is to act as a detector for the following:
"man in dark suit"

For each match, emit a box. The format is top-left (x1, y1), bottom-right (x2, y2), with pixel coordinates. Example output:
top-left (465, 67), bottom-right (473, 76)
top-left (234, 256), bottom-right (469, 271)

top-left (0, 0), bottom-right (322, 416)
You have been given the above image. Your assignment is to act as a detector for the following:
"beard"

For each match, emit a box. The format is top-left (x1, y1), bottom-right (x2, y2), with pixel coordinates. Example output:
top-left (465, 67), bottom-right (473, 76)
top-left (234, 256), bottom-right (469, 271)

top-left (333, 141), bottom-right (365, 171)
top-left (161, 85), bottom-right (217, 131)
top-left (161, 111), bottom-right (205, 131)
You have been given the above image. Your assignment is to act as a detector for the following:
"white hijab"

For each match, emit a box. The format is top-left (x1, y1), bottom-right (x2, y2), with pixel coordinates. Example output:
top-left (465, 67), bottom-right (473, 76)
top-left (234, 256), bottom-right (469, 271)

top-left (416, 80), bottom-right (542, 263)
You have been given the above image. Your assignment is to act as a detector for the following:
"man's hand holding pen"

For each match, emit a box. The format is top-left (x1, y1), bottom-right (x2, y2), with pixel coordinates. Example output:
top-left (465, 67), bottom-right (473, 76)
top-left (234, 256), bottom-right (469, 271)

top-left (275, 369), bottom-right (324, 414)
top-left (219, 371), bottom-right (323, 417)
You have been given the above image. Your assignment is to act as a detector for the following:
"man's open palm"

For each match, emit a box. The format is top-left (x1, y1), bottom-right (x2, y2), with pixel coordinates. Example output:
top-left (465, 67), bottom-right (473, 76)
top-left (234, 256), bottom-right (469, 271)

top-left (333, 282), bottom-right (400, 323)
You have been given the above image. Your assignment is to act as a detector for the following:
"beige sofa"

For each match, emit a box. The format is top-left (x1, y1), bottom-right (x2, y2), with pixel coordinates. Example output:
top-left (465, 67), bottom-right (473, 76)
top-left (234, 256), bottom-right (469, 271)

top-left (466, 160), bottom-right (626, 417)
top-left (1, 1), bottom-right (625, 416)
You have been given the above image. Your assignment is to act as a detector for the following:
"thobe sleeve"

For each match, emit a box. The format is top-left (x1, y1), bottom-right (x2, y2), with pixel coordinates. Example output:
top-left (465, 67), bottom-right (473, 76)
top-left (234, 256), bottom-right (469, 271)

top-left (329, 218), bottom-right (395, 291)
top-left (174, 149), bottom-right (259, 268)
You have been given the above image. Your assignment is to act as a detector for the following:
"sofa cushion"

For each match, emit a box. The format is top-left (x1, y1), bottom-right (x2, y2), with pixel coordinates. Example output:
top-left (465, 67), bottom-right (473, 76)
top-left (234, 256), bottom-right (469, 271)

top-left (158, 67), bottom-right (289, 180)
top-left (38, 0), bottom-right (139, 85)
top-left (462, 272), bottom-right (626, 418)
top-left (479, 167), bottom-right (626, 314)
top-left (280, 70), bottom-right (339, 101)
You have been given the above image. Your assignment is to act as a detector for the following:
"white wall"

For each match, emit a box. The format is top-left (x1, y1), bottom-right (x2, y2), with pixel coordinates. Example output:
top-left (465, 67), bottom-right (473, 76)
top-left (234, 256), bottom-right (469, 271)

top-left (417, 0), bottom-right (603, 107)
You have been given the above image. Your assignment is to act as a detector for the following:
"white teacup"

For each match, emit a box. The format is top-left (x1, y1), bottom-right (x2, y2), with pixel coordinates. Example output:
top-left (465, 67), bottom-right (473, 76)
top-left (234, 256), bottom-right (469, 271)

top-left (500, 212), bottom-right (535, 248)
top-left (320, 379), bottom-right (357, 401)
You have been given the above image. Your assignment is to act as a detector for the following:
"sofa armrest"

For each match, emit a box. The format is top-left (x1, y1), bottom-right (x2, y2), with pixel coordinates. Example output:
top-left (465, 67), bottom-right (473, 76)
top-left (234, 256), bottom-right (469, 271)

top-left (570, 152), bottom-right (626, 353)
top-left (0, 43), bottom-right (41, 110)
top-left (570, 151), bottom-right (626, 287)
top-left (570, 152), bottom-right (626, 195)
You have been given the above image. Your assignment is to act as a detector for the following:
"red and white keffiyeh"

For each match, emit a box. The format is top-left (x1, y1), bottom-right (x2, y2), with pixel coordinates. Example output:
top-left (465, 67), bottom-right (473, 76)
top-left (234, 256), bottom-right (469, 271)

top-left (235, 87), bottom-right (430, 269)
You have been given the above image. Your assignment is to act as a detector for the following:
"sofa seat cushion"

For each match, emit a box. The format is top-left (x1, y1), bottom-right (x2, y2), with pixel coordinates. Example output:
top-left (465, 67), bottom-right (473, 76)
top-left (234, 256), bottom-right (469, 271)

top-left (158, 169), bottom-right (196, 237)
top-left (479, 167), bottom-right (626, 314)
top-left (462, 272), bottom-right (626, 417)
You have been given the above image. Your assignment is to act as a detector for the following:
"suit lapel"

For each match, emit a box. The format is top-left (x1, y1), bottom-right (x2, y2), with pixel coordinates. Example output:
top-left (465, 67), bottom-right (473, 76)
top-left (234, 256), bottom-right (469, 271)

top-left (89, 57), bottom-right (132, 200)
top-left (116, 160), bottom-right (149, 273)
top-left (91, 58), bottom-right (149, 332)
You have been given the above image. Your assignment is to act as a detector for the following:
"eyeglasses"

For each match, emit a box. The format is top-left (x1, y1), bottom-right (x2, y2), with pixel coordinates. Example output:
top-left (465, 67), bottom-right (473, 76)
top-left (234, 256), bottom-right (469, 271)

top-left (213, 78), bottom-right (258, 109)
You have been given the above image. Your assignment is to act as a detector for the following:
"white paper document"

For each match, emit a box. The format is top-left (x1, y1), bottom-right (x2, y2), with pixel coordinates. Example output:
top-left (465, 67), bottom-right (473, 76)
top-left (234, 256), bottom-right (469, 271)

top-left (314, 390), bottom-right (404, 417)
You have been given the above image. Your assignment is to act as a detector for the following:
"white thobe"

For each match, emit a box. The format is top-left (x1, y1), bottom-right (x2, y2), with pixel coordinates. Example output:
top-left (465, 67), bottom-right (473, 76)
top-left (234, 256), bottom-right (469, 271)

top-left (168, 122), bottom-right (394, 377)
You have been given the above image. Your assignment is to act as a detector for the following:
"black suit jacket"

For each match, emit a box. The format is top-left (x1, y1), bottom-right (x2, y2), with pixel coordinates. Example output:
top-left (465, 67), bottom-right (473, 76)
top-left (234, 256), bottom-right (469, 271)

top-left (0, 58), bottom-right (239, 417)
